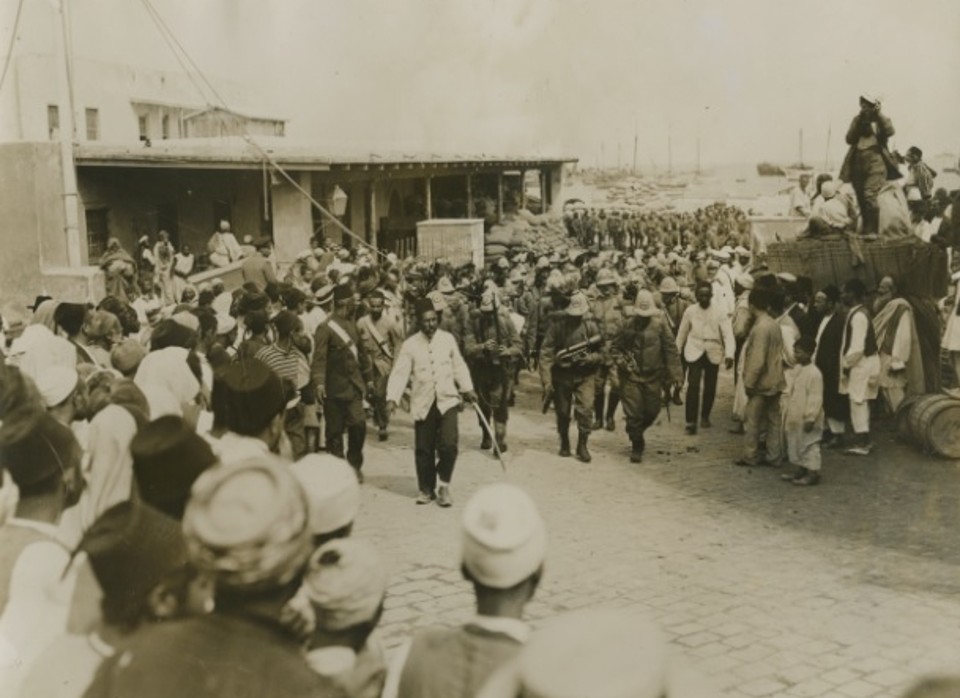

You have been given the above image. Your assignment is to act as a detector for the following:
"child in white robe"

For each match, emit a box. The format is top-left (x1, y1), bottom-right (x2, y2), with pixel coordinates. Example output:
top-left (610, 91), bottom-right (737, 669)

top-left (782, 335), bottom-right (823, 486)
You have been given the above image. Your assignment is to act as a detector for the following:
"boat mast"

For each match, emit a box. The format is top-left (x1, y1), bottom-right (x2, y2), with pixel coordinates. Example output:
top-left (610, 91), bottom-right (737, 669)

top-left (667, 134), bottom-right (672, 176)
top-left (799, 128), bottom-right (804, 168)
top-left (697, 137), bottom-right (701, 176)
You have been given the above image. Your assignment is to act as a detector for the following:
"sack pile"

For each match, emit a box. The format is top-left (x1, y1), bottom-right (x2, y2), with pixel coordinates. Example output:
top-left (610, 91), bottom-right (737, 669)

top-left (484, 210), bottom-right (570, 261)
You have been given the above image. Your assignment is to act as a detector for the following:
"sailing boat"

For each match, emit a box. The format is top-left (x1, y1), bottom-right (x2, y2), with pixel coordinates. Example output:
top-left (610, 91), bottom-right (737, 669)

top-left (785, 129), bottom-right (814, 177)
top-left (657, 134), bottom-right (688, 190)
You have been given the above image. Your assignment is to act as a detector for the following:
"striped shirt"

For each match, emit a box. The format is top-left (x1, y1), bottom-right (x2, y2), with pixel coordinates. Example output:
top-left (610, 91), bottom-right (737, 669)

top-left (255, 343), bottom-right (310, 389)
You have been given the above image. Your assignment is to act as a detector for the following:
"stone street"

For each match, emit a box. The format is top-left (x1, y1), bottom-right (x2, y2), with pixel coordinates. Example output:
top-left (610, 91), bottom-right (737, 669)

top-left (353, 372), bottom-right (960, 698)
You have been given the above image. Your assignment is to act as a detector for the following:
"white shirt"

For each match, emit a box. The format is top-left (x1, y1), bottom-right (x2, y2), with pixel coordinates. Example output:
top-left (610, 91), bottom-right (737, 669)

top-left (381, 616), bottom-right (530, 698)
top-left (213, 431), bottom-right (272, 463)
top-left (676, 303), bottom-right (735, 364)
top-left (788, 185), bottom-right (811, 217)
top-left (302, 306), bottom-right (328, 340)
top-left (0, 520), bottom-right (77, 698)
top-left (943, 285), bottom-right (960, 351)
top-left (386, 329), bottom-right (473, 420)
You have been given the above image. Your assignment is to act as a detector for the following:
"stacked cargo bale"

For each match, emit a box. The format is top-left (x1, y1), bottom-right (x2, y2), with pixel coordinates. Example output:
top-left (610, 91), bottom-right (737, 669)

top-left (484, 209), bottom-right (570, 263)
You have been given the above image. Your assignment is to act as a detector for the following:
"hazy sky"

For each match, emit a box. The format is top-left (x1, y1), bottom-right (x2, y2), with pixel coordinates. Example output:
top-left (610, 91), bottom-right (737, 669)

top-left (6, 0), bottom-right (960, 166)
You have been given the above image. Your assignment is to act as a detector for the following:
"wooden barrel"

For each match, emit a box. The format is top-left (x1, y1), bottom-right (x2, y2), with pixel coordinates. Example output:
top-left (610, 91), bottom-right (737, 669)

top-left (919, 398), bottom-right (960, 459)
top-left (907, 395), bottom-right (954, 449)
top-left (896, 394), bottom-right (923, 439)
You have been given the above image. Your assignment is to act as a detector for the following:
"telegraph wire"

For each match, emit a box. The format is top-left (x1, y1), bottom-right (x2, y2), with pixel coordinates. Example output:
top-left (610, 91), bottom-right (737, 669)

top-left (136, 0), bottom-right (385, 259)
top-left (0, 0), bottom-right (26, 96)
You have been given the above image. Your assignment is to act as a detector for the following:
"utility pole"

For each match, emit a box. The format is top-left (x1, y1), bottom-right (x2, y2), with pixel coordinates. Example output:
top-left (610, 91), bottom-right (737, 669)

top-left (54, 0), bottom-right (82, 267)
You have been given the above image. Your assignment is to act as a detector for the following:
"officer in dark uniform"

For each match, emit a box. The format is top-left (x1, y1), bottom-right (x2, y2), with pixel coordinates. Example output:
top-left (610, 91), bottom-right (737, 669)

top-left (311, 284), bottom-right (372, 479)
top-left (539, 291), bottom-right (601, 462)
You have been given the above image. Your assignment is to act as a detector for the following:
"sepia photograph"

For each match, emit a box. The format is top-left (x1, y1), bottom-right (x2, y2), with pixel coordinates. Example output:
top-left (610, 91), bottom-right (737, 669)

top-left (1, 1), bottom-right (959, 696)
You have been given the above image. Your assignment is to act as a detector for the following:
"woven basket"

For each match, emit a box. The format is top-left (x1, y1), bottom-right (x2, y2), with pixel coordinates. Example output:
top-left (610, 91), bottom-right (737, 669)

top-left (765, 238), bottom-right (947, 297)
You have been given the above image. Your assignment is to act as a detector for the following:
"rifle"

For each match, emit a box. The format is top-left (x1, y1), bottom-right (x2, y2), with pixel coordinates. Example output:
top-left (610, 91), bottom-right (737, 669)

top-left (554, 334), bottom-right (604, 366)
top-left (491, 290), bottom-right (503, 367)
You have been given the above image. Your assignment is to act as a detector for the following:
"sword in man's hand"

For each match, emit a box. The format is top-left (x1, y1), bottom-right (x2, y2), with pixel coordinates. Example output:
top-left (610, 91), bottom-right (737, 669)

top-left (471, 402), bottom-right (507, 472)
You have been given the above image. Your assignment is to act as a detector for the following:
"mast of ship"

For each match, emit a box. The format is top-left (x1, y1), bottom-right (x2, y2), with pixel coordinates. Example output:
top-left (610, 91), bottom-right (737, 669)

top-left (799, 128), bottom-right (804, 168)
top-left (667, 134), bottom-right (673, 177)
top-left (696, 137), bottom-right (701, 176)
top-left (632, 117), bottom-right (638, 175)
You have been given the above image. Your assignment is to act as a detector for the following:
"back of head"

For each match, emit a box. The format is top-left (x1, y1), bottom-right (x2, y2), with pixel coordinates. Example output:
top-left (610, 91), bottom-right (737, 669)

top-left (149, 319), bottom-right (198, 351)
top-left (0, 411), bottom-right (80, 501)
top-left (0, 364), bottom-right (46, 447)
top-left (54, 302), bottom-right (89, 337)
top-left (303, 538), bottom-right (386, 633)
top-left (273, 310), bottom-right (301, 340)
top-left (219, 359), bottom-right (285, 436)
top-left (290, 454), bottom-right (360, 540)
top-left (183, 457), bottom-right (311, 600)
top-left (79, 500), bottom-right (189, 631)
top-left (461, 483), bottom-right (546, 590)
top-left (131, 416), bottom-right (218, 520)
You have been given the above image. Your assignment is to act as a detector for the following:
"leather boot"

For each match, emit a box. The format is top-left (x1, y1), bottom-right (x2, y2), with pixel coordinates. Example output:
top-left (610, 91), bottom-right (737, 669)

top-left (593, 394), bottom-right (604, 430)
top-left (558, 418), bottom-right (571, 457)
top-left (576, 431), bottom-right (592, 463)
top-left (630, 434), bottom-right (645, 463)
top-left (480, 428), bottom-right (492, 450)
top-left (494, 421), bottom-right (508, 454)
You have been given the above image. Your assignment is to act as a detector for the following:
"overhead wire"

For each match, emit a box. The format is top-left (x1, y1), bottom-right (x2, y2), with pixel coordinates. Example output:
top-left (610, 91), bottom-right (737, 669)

top-left (137, 0), bottom-right (386, 260)
top-left (0, 0), bottom-right (26, 96)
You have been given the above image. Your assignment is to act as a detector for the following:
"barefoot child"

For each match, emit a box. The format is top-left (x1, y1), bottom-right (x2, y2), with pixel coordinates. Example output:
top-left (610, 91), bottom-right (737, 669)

top-left (782, 335), bottom-right (824, 486)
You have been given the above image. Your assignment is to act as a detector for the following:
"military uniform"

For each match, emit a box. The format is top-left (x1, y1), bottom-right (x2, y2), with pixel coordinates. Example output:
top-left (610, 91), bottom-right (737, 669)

top-left (590, 288), bottom-right (625, 431)
top-left (466, 305), bottom-right (522, 452)
top-left (539, 300), bottom-right (601, 462)
top-left (311, 313), bottom-right (371, 473)
top-left (613, 297), bottom-right (683, 463)
top-left (438, 292), bottom-right (474, 355)
top-left (357, 311), bottom-right (403, 440)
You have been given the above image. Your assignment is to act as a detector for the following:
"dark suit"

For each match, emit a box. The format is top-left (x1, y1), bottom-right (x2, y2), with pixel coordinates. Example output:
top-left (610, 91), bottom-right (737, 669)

top-left (311, 316), bottom-right (371, 470)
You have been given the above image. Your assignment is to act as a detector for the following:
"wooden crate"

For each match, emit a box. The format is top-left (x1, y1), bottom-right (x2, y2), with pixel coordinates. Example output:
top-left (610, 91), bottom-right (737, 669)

top-left (765, 237), bottom-right (948, 297)
top-left (416, 219), bottom-right (484, 267)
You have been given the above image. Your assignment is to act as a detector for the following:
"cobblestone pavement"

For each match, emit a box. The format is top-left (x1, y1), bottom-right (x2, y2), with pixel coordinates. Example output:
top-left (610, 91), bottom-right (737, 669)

top-left (353, 372), bottom-right (960, 698)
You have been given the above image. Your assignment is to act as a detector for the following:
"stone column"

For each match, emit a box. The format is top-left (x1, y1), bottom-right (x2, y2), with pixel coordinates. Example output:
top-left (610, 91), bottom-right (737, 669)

top-left (466, 173), bottom-right (473, 218)
top-left (368, 182), bottom-right (378, 249)
top-left (497, 172), bottom-right (504, 222)
top-left (425, 176), bottom-right (433, 220)
top-left (519, 169), bottom-right (527, 211)
top-left (548, 166), bottom-right (566, 215)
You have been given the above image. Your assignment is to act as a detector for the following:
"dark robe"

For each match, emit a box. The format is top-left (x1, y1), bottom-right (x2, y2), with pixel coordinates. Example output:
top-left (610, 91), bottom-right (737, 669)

top-left (815, 312), bottom-right (849, 425)
top-left (905, 296), bottom-right (943, 394)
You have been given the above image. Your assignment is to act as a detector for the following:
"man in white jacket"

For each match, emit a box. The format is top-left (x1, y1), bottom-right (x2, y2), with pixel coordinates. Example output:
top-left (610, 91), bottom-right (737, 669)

top-left (387, 299), bottom-right (476, 507)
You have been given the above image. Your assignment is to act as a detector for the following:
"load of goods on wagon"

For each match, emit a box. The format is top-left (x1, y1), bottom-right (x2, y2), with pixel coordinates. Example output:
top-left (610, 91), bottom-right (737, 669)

top-left (764, 234), bottom-right (949, 298)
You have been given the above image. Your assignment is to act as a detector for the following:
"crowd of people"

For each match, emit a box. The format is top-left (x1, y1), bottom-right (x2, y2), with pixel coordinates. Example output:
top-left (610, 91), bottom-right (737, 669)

top-left (2, 94), bottom-right (960, 692)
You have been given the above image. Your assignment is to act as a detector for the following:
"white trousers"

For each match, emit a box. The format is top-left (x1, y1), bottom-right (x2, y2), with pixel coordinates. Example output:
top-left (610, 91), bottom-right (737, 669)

top-left (850, 399), bottom-right (870, 434)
